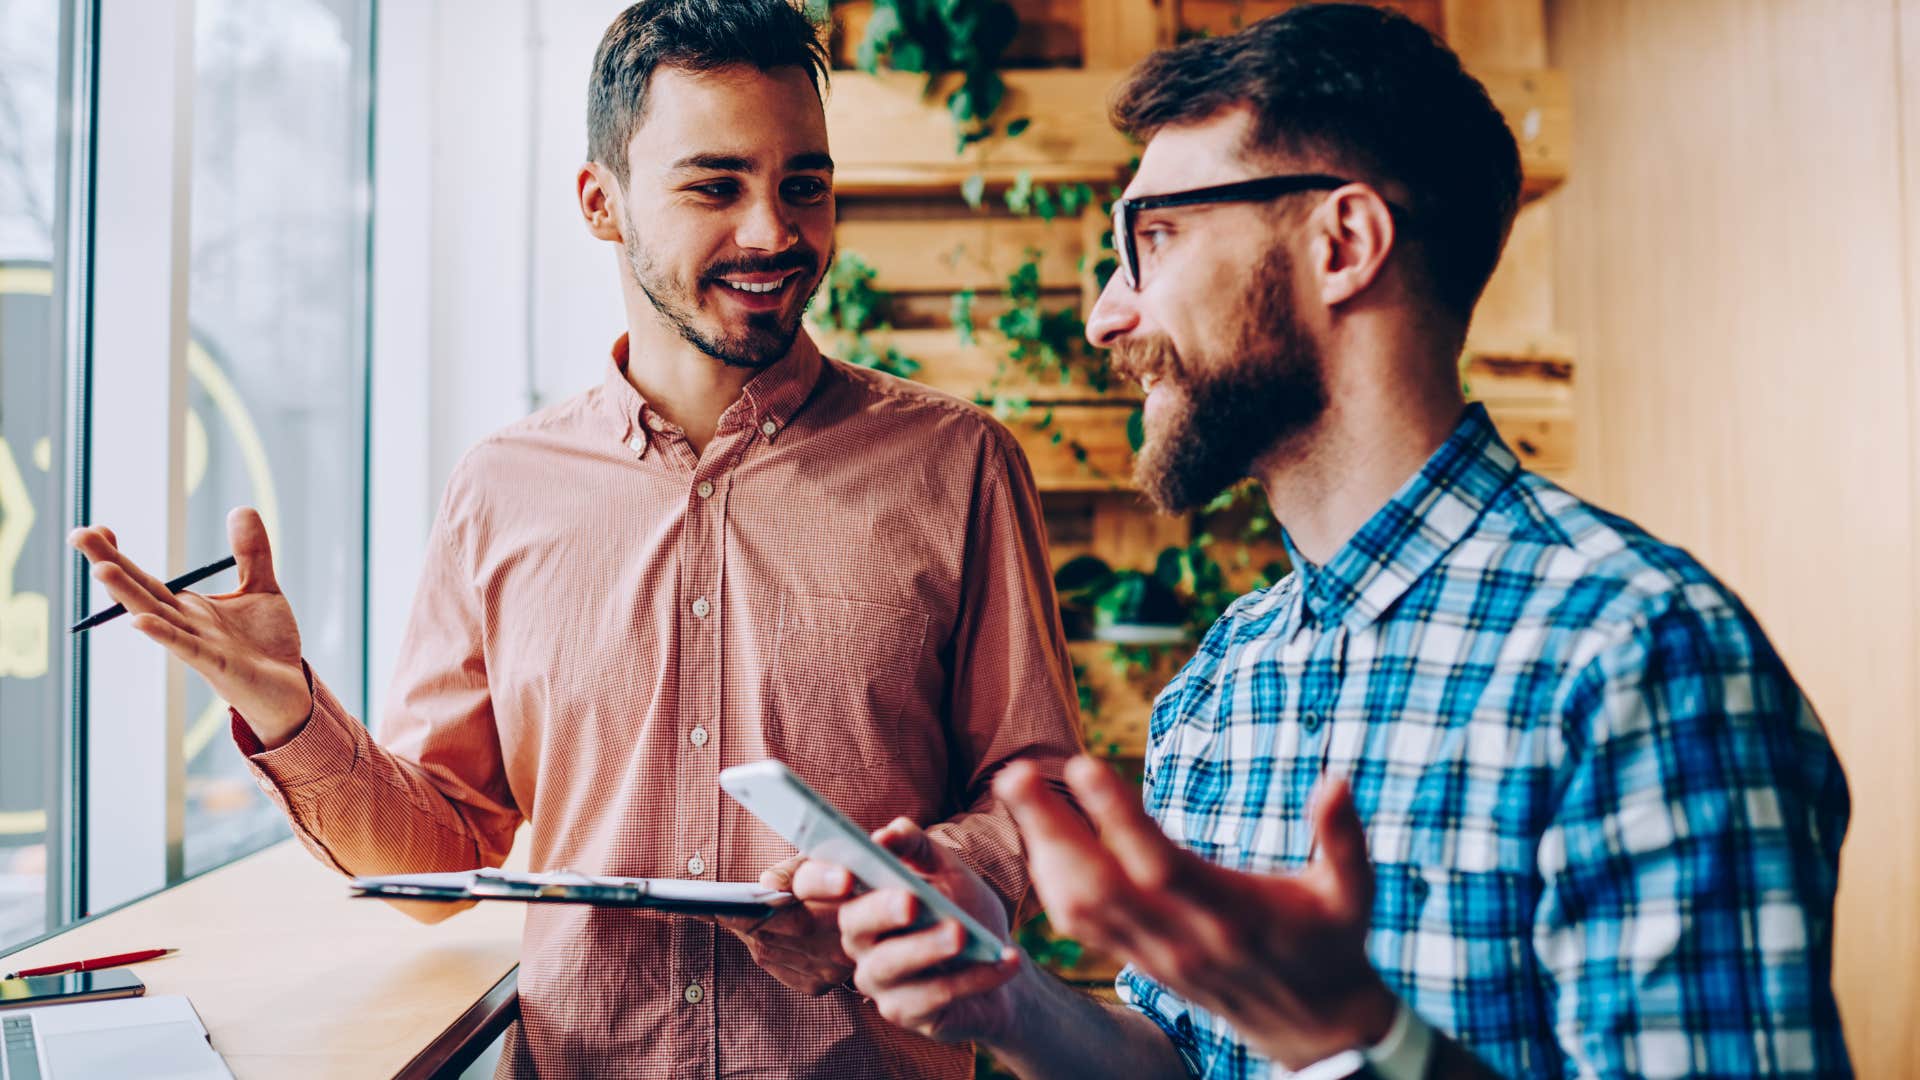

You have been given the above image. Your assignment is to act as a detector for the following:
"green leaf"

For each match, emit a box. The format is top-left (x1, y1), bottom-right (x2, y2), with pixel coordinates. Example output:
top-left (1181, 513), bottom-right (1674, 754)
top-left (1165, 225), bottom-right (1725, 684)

top-left (1033, 184), bottom-right (1058, 222)
top-left (892, 39), bottom-right (927, 72)
top-left (961, 172), bottom-right (987, 210)
top-left (1126, 406), bottom-right (1145, 452)
top-left (950, 290), bottom-right (977, 345)
top-left (1004, 169), bottom-right (1034, 214)
top-left (1054, 553), bottom-right (1115, 594)
top-left (1005, 116), bottom-right (1031, 138)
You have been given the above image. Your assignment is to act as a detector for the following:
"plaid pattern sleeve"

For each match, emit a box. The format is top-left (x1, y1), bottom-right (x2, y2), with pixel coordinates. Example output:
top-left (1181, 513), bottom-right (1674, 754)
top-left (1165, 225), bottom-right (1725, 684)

top-left (1112, 404), bottom-right (1851, 1080)
top-left (1542, 593), bottom-right (1850, 1077)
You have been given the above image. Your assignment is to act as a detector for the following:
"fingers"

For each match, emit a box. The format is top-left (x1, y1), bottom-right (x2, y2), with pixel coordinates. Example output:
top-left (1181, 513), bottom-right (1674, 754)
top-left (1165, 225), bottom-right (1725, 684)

top-left (719, 902), bottom-right (813, 941)
top-left (997, 758), bottom-right (1192, 965)
top-left (228, 508), bottom-right (280, 594)
top-left (867, 950), bottom-right (1022, 1034)
top-left (994, 760), bottom-right (1123, 904)
top-left (1307, 776), bottom-right (1373, 921)
top-left (792, 860), bottom-right (855, 903)
top-left (759, 854), bottom-right (805, 892)
top-left (1066, 755), bottom-right (1201, 897)
top-left (856, 919), bottom-right (971, 989)
top-left (90, 562), bottom-right (191, 630)
top-left (69, 526), bottom-right (180, 611)
top-left (856, 918), bottom-right (1021, 997)
top-left (128, 613), bottom-right (214, 672)
top-left (871, 817), bottom-right (953, 878)
top-left (839, 888), bottom-right (922, 957)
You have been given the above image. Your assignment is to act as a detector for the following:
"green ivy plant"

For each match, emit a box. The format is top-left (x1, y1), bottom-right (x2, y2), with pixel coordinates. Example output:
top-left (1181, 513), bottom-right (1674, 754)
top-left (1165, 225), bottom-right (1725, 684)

top-left (806, 252), bottom-right (922, 381)
top-left (851, 0), bottom-right (1024, 151)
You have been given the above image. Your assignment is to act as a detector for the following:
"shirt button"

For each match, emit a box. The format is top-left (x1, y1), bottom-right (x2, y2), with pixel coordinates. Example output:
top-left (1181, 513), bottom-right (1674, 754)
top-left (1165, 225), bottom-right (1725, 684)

top-left (687, 855), bottom-right (705, 876)
top-left (684, 983), bottom-right (703, 1005)
top-left (692, 597), bottom-right (710, 619)
top-left (625, 435), bottom-right (645, 455)
top-left (690, 725), bottom-right (709, 748)
top-left (697, 481), bottom-right (714, 499)
top-left (761, 420), bottom-right (777, 437)
top-left (1302, 710), bottom-right (1324, 734)
top-left (647, 415), bottom-right (665, 432)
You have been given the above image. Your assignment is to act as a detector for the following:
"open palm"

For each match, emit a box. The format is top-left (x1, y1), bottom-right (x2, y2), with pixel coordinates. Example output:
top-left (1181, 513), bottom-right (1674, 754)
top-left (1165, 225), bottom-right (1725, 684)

top-left (70, 507), bottom-right (312, 747)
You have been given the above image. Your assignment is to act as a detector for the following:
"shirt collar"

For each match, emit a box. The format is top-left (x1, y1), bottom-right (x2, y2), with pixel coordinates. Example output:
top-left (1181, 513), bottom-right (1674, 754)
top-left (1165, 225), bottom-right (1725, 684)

top-left (597, 331), bottom-right (826, 455)
top-left (1282, 403), bottom-right (1520, 632)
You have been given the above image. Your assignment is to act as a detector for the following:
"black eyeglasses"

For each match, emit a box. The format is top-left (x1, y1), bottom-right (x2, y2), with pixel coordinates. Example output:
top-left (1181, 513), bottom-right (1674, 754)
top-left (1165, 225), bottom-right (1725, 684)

top-left (1109, 173), bottom-right (1403, 291)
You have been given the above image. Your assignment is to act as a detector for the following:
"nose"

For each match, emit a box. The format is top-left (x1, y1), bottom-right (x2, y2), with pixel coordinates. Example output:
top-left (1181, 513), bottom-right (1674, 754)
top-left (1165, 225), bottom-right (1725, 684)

top-left (1084, 270), bottom-right (1140, 350)
top-left (735, 191), bottom-right (797, 253)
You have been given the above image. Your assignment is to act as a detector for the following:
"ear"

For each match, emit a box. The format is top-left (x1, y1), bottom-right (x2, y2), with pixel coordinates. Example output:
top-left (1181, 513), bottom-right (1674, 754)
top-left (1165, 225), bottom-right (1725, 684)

top-left (1309, 184), bottom-right (1396, 308)
top-left (577, 161), bottom-right (624, 243)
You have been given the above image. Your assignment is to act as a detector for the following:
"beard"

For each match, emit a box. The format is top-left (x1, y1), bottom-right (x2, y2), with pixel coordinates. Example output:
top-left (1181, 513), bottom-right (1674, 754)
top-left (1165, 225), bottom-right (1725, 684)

top-left (623, 220), bottom-right (828, 371)
top-left (1115, 248), bottom-right (1328, 513)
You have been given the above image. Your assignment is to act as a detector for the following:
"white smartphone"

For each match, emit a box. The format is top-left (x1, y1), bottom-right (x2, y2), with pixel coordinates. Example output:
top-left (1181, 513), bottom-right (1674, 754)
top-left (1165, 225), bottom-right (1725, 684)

top-left (719, 760), bottom-right (1007, 965)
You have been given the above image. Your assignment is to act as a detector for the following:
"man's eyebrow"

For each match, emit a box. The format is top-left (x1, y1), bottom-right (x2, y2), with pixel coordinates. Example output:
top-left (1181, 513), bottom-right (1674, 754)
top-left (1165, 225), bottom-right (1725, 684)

top-left (667, 152), bottom-right (756, 173)
top-left (664, 152), bottom-right (835, 174)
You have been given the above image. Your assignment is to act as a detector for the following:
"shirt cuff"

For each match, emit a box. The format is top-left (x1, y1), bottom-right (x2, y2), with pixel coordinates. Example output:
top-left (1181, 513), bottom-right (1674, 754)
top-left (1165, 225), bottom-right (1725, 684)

top-left (235, 666), bottom-right (362, 798)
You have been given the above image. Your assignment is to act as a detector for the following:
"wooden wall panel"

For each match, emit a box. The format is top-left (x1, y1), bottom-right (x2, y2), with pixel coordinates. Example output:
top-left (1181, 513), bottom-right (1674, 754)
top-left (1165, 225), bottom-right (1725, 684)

top-left (1177, 0), bottom-right (1443, 38)
top-left (1082, 0), bottom-right (1171, 66)
top-left (1442, 0), bottom-right (1546, 66)
top-left (1548, 1), bottom-right (1920, 1074)
top-left (837, 208), bottom-right (1090, 292)
top-left (830, 0), bottom-right (1087, 68)
top-left (825, 71), bottom-right (1133, 195)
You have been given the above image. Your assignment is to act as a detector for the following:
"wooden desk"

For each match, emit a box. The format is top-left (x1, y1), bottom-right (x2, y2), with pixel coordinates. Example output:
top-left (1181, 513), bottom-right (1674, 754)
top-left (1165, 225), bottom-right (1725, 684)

top-left (0, 840), bottom-right (524, 1078)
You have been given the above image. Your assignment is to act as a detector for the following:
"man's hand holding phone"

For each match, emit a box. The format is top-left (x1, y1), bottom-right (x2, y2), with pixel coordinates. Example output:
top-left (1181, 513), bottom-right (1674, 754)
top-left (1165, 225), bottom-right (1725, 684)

top-left (791, 818), bottom-right (1025, 1044)
top-left (714, 853), bottom-right (856, 998)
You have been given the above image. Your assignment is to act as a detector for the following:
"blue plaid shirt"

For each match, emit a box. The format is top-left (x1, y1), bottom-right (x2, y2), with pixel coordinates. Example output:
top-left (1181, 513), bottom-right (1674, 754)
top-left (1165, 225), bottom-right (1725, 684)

top-left (1117, 405), bottom-right (1850, 1079)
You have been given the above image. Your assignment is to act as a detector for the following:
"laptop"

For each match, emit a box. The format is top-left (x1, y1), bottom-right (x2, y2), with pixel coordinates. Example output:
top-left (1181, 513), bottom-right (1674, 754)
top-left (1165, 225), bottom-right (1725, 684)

top-left (0, 996), bottom-right (231, 1079)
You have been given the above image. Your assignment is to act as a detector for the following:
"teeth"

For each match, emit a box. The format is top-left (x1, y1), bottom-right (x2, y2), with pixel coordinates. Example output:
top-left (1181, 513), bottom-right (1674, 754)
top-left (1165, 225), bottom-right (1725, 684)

top-left (723, 278), bottom-right (785, 294)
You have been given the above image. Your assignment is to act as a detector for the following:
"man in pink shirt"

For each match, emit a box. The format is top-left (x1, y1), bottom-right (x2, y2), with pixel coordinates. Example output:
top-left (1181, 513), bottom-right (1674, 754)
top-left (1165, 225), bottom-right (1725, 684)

top-left (67, 1), bottom-right (1081, 1076)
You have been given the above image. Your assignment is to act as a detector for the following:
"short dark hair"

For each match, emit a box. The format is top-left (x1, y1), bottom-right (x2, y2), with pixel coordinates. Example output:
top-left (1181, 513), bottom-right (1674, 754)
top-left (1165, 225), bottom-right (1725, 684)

top-left (1111, 3), bottom-right (1522, 322)
top-left (587, 0), bottom-right (829, 185)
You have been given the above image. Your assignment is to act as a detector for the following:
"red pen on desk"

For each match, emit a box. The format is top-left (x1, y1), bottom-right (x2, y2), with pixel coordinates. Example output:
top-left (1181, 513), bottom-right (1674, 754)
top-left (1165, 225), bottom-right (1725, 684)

top-left (5, 948), bottom-right (178, 979)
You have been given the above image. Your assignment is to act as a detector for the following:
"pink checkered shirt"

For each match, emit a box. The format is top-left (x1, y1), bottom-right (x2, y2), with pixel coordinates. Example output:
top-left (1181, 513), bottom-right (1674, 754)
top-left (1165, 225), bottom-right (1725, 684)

top-left (234, 333), bottom-right (1083, 1078)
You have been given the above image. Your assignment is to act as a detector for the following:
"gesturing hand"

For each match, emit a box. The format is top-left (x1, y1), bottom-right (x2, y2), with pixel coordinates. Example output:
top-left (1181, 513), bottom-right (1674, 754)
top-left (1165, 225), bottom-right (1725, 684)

top-left (70, 507), bottom-right (312, 748)
top-left (995, 755), bottom-right (1398, 1071)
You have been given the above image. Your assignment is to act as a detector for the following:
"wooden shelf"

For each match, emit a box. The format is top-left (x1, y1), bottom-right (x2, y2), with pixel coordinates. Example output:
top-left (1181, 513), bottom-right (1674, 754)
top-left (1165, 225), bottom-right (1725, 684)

top-left (836, 210), bottom-right (1093, 294)
top-left (826, 66), bottom-right (1567, 204)
top-left (827, 70), bottom-right (1136, 196)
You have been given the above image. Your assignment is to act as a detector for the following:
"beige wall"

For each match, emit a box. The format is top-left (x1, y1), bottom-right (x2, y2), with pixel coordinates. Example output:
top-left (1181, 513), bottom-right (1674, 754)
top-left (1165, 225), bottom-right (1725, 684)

top-left (1547, 1), bottom-right (1920, 1075)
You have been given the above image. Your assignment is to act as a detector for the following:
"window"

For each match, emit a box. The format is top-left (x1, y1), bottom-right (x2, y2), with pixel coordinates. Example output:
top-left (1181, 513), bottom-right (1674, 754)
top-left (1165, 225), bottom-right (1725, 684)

top-left (0, 0), bottom-right (374, 950)
top-left (181, 0), bottom-right (372, 877)
top-left (0, 0), bottom-right (68, 953)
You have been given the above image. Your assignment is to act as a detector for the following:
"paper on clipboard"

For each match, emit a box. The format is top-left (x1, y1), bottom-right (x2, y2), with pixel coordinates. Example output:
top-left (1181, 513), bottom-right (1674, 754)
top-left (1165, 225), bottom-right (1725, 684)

top-left (348, 867), bottom-right (793, 915)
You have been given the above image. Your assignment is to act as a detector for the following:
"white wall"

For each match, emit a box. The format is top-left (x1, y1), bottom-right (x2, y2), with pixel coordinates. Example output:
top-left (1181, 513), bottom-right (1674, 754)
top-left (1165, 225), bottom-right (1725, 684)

top-left (368, 0), bottom-right (629, 711)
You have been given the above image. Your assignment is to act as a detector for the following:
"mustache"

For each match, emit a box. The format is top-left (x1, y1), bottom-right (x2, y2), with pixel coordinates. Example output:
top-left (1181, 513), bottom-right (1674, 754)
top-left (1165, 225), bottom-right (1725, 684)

top-left (702, 249), bottom-right (819, 282)
top-left (1109, 335), bottom-right (1184, 385)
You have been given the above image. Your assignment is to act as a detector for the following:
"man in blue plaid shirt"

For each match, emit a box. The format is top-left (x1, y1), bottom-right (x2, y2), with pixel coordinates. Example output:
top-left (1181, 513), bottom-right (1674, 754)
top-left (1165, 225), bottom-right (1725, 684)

top-left (799, 5), bottom-right (1852, 1078)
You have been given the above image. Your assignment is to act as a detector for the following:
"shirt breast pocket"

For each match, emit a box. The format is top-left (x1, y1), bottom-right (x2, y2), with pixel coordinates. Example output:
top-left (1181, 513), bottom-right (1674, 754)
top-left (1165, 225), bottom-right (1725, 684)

top-left (767, 592), bottom-right (932, 785)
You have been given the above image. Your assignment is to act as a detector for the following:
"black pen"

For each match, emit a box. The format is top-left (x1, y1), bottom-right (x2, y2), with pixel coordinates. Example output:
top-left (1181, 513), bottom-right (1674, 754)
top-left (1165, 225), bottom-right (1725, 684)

top-left (69, 554), bottom-right (238, 633)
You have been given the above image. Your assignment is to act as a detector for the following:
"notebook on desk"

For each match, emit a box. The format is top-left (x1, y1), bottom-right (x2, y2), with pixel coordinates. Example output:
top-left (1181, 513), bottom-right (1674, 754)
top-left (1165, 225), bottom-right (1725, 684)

top-left (1, 995), bottom-right (231, 1080)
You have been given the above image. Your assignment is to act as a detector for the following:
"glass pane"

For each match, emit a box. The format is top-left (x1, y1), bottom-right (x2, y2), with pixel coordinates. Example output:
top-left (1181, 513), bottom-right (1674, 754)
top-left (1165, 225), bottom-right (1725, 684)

top-left (0, 0), bottom-right (66, 950)
top-left (182, 0), bottom-right (371, 876)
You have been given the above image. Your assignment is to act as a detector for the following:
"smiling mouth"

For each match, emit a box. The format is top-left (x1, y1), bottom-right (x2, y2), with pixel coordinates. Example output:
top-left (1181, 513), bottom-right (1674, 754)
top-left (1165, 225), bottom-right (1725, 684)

top-left (716, 270), bottom-right (801, 296)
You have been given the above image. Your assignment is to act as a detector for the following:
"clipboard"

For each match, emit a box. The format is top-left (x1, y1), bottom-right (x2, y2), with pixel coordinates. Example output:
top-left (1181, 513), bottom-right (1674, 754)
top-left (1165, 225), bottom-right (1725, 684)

top-left (348, 868), bottom-right (793, 916)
